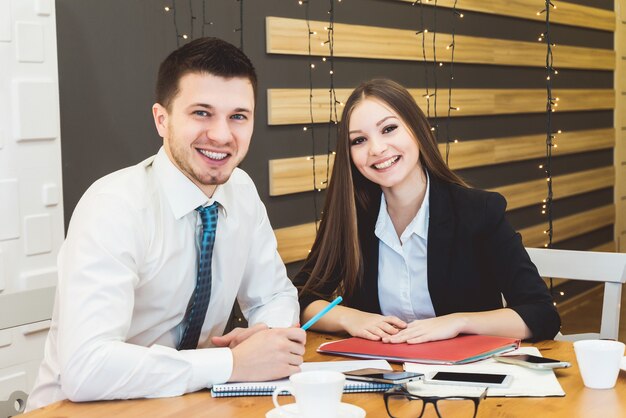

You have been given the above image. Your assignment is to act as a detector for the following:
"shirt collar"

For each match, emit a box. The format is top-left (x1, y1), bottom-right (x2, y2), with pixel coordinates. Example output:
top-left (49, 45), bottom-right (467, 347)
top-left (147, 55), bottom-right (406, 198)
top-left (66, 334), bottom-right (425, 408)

top-left (153, 147), bottom-right (230, 219)
top-left (375, 172), bottom-right (430, 245)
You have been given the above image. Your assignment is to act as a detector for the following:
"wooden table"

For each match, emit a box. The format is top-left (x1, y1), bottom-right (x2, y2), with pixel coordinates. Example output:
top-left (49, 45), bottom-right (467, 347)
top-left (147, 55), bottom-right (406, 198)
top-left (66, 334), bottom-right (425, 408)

top-left (23, 332), bottom-right (626, 417)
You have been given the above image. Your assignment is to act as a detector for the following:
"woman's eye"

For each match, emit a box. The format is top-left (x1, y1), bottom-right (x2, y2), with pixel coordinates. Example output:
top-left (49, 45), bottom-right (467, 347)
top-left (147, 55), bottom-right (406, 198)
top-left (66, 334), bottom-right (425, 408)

top-left (382, 125), bottom-right (397, 134)
top-left (350, 137), bottom-right (365, 146)
top-left (231, 114), bottom-right (247, 120)
top-left (193, 110), bottom-right (209, 117)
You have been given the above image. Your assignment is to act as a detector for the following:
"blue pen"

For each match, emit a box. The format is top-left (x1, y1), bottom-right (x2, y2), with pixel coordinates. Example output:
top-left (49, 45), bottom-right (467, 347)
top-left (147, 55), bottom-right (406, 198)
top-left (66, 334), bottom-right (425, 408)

top-left (301, 296), bottom-right (343, 331)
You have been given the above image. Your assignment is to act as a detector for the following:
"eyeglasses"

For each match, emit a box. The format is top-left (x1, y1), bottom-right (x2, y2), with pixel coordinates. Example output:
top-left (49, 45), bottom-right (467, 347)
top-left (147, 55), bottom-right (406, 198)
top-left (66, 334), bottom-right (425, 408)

top-left (383, 385), bottom-right (487, 418)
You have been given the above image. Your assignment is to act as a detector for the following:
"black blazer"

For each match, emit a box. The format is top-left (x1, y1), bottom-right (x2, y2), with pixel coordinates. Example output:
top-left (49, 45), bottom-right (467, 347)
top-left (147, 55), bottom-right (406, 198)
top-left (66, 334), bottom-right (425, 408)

top-left (295, 175), bottom-right (561, 341)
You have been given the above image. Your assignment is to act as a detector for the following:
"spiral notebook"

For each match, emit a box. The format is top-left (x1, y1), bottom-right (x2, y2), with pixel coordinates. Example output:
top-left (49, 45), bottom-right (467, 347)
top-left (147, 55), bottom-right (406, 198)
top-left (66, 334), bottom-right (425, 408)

top-left (210, 359), bottom-right (395, 397)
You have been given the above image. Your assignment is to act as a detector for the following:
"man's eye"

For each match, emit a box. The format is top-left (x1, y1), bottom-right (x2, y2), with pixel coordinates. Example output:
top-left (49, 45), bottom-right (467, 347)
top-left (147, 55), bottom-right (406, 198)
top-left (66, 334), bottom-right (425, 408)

top-left (231, 114), bottom-right (247, 120)
top-left (350, 137), bottom-right (365, 146)
top-left (382, 125), bottom-right (397, 134)
top-left (193, 110), bottom-right (209, 117)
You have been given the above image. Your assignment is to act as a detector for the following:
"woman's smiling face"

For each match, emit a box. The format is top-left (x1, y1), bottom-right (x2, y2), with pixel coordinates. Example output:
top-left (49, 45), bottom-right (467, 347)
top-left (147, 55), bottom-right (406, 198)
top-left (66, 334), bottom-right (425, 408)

top-left (348, 98), bottom-right (422, 191)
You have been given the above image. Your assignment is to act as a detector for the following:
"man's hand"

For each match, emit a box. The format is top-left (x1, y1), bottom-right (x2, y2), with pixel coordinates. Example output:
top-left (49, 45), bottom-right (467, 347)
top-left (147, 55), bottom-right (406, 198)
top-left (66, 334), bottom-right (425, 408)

top-left (211, 323), bottom-right (268, 348)
top-left (228, 327), bottom-right (306, 382)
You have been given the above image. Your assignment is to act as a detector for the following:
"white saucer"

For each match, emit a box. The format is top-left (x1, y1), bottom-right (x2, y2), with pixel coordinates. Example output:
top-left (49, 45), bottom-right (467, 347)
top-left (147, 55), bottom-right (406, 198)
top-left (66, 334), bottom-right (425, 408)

top-left (621, 356), bottom-right (626, 372)
top-left (266, 402), bottom-right (366, 418)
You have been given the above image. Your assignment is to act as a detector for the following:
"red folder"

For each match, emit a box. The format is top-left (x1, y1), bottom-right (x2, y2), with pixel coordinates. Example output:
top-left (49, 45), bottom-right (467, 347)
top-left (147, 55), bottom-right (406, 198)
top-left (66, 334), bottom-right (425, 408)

top-left (318, 335), bottom-right (520, 365)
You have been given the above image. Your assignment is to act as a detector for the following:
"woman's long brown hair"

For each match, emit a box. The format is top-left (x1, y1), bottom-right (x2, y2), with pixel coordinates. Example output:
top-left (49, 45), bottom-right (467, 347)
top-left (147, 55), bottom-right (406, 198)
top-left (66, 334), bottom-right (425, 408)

top-left (298, 79), bottom-right (467, 300)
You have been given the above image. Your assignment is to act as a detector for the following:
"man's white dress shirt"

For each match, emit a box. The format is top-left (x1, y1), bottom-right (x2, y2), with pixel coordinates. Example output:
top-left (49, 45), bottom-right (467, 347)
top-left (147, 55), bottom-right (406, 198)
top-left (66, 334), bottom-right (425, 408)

top-left (376, 176), bottom-right (436, 321)
top-left (26, 148), bottom-right (299, 410)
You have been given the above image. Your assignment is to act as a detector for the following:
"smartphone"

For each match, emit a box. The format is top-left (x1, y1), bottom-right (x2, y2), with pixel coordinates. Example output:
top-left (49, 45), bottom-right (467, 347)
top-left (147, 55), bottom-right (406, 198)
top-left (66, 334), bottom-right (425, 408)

top-left (494, 354), bottom-right (571, 370)
top-left (426, 371), bottom-right (513, 388)
top-left (344, 368), bottom-right (424, 384)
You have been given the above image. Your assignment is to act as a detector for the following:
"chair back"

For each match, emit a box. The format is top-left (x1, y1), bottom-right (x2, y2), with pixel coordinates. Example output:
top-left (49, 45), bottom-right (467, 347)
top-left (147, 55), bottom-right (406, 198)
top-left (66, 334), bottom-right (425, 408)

top-left (526, 247), bottom-right (626, 341)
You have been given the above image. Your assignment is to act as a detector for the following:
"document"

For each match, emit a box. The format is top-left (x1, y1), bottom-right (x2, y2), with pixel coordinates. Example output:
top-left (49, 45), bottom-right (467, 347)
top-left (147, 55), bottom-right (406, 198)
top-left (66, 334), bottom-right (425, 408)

top-left (404, 347), bottom-right (565, 397)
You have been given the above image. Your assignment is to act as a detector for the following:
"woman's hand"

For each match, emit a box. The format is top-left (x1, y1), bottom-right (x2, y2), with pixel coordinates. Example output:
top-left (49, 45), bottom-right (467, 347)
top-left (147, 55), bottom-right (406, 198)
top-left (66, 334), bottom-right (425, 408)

top-left (382, 314), bottom-right (467, 344)
top-left (341, 310), bottom-right (407, 341)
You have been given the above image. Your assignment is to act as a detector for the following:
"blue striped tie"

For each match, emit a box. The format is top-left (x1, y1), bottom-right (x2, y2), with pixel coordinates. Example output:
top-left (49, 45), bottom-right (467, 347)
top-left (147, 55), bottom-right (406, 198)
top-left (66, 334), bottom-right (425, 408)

top-left (178, 202), bottom-right (219, 350)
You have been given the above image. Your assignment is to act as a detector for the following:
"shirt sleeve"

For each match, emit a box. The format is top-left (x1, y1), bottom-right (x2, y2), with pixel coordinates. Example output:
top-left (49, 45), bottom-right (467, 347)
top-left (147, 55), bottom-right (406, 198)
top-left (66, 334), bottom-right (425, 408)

top-left (56, 192), bottom-right (232, 402)
top-left (236, 195), bottom-right (299, 328)
top-left (481, 192), bottom-right (561, 341)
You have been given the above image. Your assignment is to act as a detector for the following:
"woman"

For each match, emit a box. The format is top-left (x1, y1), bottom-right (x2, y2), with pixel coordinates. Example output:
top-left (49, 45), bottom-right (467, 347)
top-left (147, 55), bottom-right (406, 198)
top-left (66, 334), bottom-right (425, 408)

top-left (295, 79), bottom-right (560, 343)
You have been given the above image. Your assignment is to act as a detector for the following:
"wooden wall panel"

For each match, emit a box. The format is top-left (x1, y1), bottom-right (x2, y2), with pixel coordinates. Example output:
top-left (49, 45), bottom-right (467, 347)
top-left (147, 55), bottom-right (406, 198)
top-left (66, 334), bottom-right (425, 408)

top-left (276, 205), bottom-right (615, 264)
top-left (268, 88), bottom-right (614, 125)
top-left (520, 205), bottom-right (615, 248)
top-left (266, 17), bottom-right (614, 70)
top-left (269, 154), bottom-right (335, 196)
top-left (492, 166), bottom-right (614, 211)
top-left (269, 128), bottom-right (614, 196)
top-left (446, 128), bottom-right (615, 170)
top-left (391, 0), bottom-right (615, 32)
top-left (275, 222), bottom-right (317, 265)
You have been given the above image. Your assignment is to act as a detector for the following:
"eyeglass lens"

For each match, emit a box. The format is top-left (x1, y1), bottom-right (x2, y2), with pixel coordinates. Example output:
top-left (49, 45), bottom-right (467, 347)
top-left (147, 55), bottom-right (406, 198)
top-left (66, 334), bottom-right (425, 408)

top-left (387, 395), bottom-right (478, 418)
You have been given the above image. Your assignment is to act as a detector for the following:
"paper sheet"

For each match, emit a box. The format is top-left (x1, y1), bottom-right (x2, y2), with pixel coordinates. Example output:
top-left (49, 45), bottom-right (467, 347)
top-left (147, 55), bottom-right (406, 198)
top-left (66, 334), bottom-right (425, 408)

top-left (403, 347), bottom-right (565, 397)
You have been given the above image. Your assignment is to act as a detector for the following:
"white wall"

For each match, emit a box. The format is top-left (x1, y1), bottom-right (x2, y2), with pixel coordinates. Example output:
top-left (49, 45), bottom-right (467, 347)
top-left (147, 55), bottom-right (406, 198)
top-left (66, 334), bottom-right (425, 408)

top-left (0, 0), bottom-right (63, 410)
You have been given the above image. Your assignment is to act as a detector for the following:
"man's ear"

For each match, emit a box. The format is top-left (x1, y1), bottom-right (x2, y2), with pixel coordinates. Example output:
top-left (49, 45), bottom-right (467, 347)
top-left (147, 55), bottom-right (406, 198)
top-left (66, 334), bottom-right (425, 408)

top-left (152, 103), bottom-right (169, 138)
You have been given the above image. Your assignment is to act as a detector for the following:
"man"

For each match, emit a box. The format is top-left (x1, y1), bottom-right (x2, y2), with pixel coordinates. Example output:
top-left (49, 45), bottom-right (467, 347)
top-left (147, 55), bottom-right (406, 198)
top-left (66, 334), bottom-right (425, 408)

top-left (26, 37), bottom-right (305, 411)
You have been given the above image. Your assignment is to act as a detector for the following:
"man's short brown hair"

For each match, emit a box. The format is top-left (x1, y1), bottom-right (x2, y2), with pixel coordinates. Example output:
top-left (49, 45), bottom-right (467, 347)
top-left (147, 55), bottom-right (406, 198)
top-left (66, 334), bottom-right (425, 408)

top-left (156, 37), bottom-right (257, 110)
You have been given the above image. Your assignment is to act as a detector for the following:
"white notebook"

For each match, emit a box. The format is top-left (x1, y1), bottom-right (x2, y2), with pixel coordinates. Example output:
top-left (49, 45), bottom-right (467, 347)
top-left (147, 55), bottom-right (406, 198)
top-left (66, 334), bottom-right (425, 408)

top-left (211, 359), bottom-right (395, 397)
top-left (404, 347), bottom-right (565, 398)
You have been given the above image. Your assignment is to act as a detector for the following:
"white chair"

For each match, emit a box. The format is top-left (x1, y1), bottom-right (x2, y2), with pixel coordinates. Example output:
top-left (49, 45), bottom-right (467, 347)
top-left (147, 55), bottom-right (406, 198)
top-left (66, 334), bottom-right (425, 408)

top-left (526, 247), bottom-right (626, 341)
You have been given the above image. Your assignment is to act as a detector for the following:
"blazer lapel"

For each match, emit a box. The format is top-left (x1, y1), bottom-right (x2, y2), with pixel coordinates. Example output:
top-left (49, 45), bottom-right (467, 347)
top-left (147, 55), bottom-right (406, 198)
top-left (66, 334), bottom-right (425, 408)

top-left (427, 176), bottom-right (455, 316)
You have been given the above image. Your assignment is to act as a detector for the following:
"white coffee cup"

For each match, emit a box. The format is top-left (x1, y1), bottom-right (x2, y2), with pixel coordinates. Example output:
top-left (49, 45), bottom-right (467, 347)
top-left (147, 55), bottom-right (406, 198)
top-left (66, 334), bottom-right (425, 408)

top-left (573, 339), bottom-right (625, 389)
top-left (271, 370), bottom-right (345, 418)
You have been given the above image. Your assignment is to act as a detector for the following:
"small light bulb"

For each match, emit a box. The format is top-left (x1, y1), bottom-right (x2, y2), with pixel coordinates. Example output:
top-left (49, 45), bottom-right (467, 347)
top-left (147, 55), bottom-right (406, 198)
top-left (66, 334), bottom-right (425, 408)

top-left (329, 70), bottom-right (334, 74)
top-left (164, 6), bottom-right (171, 11)
top-left (303, 127), bottom-right (308, 131)
top-left (311, 64), bottom-right (315, 68)
top-left (322, 57), bottom-right (327, 61)
top-left (182, 34), bottom-right (189, 39)
top-left (454, 139), bottom-right (459, 143)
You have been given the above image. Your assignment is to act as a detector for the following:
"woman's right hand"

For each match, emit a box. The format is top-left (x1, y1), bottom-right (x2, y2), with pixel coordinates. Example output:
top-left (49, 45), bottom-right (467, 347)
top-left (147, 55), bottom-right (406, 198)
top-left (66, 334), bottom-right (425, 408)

top-left (341, 310), bottom-right (407, 340)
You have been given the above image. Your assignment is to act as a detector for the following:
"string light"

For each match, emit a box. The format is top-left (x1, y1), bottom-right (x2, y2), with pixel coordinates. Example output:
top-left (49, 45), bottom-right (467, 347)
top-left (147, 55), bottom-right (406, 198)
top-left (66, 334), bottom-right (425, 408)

top-left (236, 0), bottom-right (244, 50)
top-left (540, 0), bottom-right (556, 299)
top-left (432, 0), bottom-right (439, 143)
top-left (416, 0), bottom-right (431, 120)
top-left (326, 0), bottom-right (338, 207)
top-left (304, 0), bottom-right (320, 227)
top-left (445, 0), bottom-right (460, 164)
top-left (201, 0), bottom-right (214, 37)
